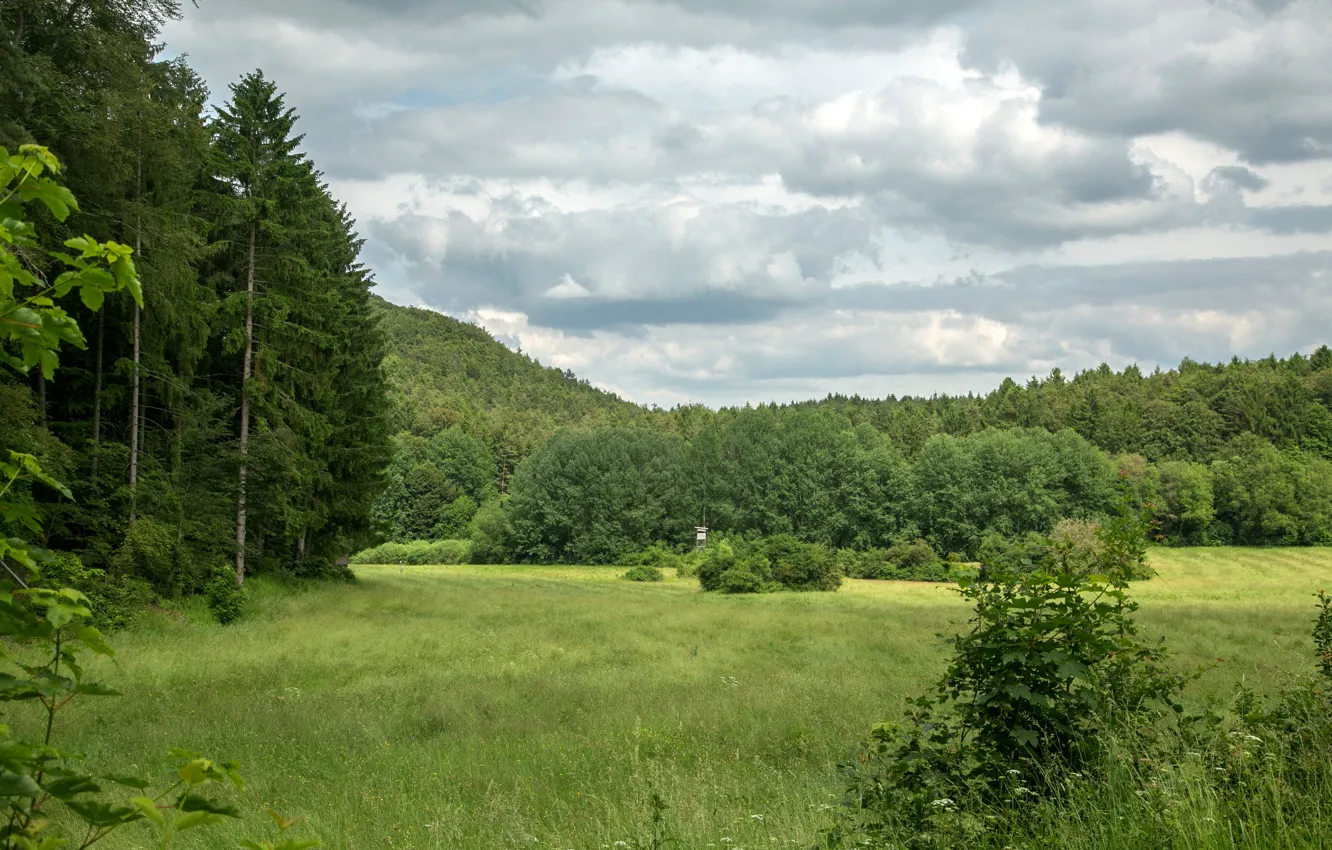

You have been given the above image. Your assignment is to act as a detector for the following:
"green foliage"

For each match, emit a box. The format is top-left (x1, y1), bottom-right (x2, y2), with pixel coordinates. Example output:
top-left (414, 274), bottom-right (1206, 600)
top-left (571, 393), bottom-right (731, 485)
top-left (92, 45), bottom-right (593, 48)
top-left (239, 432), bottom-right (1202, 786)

top-left (0, 580), bottom-right (316, 849)
top-left (1315, 589), bottom-right (1332, 681)
top-left (371, 429), bottom-right (493, 542)
top-left (349, 539), bottom-right (473, 565)
top-left (467, 498), bottom-right (511, 564)
top-left (205, 565), bottom-right (245, 625)
top-left (0, 145), bottom-right (141, 377)
top-left (698, 535), bottom-right (840, 593)
top-left (837, 505), bottom-right (1185, 846)
top-left (108, 517), bottom-right (175, 592)
top-left (618, 543), bottom-right (684, 568)
top-left (1147, 460), bottom-right (1216, 544)
top-left (837, 539), bottom-right (948, 581)
top-left (505, 428), bottom-right (692, 564)
top-left (621, 564), bottom-right (665, 582)
top-left (34, 551), bottom-right (151, 632)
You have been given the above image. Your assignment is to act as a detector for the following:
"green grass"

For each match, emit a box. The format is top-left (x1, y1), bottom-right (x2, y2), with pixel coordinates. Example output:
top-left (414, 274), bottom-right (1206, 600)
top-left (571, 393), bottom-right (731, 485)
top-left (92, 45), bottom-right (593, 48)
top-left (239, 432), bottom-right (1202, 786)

top-left (36, 547), bottom-right (1332, 848)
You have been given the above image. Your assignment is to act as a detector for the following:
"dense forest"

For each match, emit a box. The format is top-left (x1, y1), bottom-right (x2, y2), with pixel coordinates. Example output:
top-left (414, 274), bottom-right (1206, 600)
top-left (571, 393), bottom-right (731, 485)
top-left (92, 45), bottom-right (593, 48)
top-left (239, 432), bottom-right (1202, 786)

top-left (1, 1), bottom-right (390, 599)
top-left (372, 299), bottom-right (1332, 563)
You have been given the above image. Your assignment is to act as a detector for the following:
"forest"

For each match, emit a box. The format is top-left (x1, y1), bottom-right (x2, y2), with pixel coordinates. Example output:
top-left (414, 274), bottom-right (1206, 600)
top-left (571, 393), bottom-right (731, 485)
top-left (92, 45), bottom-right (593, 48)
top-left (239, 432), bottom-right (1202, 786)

top-left (375, 308), bottom-right (1332, 565)
top-left (3, 3), bottom-right (1332, 850)
top-left (2, 0), bottom-right (390, 605)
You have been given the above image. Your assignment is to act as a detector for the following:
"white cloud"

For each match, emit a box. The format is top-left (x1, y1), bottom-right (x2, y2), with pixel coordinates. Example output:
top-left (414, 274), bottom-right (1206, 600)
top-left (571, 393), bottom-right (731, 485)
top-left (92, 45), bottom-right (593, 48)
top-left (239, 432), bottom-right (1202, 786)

top-left (163, 0), bottom-right (1332, 406)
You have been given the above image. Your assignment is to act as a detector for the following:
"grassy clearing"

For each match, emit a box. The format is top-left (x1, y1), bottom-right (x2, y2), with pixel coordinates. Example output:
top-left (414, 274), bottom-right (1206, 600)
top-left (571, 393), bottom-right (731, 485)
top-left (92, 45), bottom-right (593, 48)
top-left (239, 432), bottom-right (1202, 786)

top-left (38, 548), bottom-right (1331, 848)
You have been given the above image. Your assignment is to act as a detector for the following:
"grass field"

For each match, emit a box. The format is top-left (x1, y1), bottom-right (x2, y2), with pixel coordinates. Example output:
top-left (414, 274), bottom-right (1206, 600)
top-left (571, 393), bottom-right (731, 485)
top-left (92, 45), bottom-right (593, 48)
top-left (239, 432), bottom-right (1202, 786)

top-left (41, 548), bottom-right (1332, 848)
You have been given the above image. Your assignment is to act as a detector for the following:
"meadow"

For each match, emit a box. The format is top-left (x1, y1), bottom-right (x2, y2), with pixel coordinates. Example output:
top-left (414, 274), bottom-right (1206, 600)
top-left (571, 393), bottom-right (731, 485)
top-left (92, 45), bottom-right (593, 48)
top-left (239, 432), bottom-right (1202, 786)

top-left (45, 548), bottom-right (1331, 849)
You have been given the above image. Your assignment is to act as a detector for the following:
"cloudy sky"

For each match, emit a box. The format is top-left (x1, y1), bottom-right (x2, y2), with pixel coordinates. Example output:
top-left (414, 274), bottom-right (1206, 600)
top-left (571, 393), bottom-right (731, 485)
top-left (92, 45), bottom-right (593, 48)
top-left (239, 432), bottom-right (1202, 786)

top-left (163, 0), bottom-right (1332, 408)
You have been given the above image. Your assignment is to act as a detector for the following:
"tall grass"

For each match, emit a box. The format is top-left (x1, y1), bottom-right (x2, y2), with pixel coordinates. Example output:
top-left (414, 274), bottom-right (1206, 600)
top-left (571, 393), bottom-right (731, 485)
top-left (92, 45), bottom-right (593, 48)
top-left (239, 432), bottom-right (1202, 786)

top-left (26, 547), bottom-right (1332, 848)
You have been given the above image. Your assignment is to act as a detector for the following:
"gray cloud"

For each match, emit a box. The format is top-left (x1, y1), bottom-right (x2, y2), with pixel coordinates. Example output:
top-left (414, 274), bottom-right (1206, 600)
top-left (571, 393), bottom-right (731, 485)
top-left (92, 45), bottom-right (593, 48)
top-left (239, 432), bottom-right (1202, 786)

top-left (163, 0), bottom-right (1332, 405)
top-left (960, 0), bottom-right (1332, 164)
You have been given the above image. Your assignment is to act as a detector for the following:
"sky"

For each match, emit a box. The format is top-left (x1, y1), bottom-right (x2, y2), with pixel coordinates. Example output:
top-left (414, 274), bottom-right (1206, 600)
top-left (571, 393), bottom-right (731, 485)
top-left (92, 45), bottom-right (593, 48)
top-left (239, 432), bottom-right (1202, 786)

top-left (161, 0), bottom-right (1332, 408)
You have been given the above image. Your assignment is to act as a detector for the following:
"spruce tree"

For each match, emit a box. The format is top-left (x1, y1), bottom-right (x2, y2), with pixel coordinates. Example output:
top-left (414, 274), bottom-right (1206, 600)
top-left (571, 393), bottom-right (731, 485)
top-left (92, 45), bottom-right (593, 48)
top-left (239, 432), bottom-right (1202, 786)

top-left (208, 70), bottom-right (307, 584)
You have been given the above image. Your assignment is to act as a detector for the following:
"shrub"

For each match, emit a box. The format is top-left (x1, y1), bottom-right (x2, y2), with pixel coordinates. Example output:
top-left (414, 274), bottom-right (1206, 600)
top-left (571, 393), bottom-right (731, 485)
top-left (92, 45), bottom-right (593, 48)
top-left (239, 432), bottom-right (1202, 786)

top-left (697, 539), bottom-right (737, 592)
top-left (35, 551), bottom-right (153, 631)
top-left (718, 560), bottom-right (766, 594)
top-left (205, 565), bottom-right (246, 624)
top-left (765, 534), bottom-right (841, 591)
top-left (837, 540), bottom-right (948, 582)
top-left (698, 535), bottom-right (840, 593)
top-left (620, 543), bottom-right (682, 569)
top-left (836, 504), bottom-right (1184, 846)
top-left (109, 516), bottom-right (177, 592)
top-left (673, 549), bottom-right (704, 577)
top-left (621, 565), bottom-right (665, 582)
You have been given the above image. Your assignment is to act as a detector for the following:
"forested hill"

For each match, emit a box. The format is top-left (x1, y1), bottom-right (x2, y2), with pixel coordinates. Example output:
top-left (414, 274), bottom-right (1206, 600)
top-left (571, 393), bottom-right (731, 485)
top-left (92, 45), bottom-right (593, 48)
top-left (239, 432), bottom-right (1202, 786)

top-left (372, 296), bottom-right (664, 477)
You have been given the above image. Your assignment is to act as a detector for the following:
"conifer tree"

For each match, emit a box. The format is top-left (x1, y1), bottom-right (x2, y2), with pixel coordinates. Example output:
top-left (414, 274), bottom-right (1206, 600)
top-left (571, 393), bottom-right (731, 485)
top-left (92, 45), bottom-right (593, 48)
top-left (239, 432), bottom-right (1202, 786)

top-left (208, 70), bottom-right (307, 584)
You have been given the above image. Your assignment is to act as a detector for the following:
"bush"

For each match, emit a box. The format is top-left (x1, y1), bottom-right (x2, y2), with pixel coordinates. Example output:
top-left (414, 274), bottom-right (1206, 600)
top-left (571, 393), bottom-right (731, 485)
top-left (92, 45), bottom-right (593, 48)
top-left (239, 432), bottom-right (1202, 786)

top-left (619, 543), bottom-right (682, 568)
top-left (35, 551), bottom-right (153, 631)
top-left (349, 539), bottom-right (473, 565)
top-left (698, 535), bottom-right (840, 593)
top-left (697, 539), bottom-right (737, 591)
top-left (765, 534), bottom-right (841, 591)
top-left (718, 562), bottom-right (765, 594)
top-left (837, 539), bottom-right (949, 581)
top-left (205, 565), bottom-right (245, 625)
top-left (109, 517), bottom-right (177, 592)
top-left (834, 503), bottom-right (1185, 847)
top-left (621, 565), bottom-right (665, 582)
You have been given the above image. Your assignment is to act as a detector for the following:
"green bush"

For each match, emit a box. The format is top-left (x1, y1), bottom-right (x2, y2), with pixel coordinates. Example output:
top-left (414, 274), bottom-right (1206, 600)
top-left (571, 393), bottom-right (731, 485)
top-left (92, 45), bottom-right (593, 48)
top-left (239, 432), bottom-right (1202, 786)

top-left (697, 539), bottom-right (737, 591)
top-left (698, 535), bottom-right (840, 593)
top-left (35, 551), bottom-right (153, 631)
top-left (718, 563), bottom-right (765, 594)
top-left (204, 565), bottom-right (245, 625)
top-left (621, 565), bottom-right (665, 582)
top-left (838, 539), bottom-right (949, 581)
top-left (109, 517), bottom-right (177, 592)
top-left (619, 543), bottom-right (682, 568)
top-left (349, 539), bottom-right (473, 565)
top-left (834, 502), bottom-right (1185, 847)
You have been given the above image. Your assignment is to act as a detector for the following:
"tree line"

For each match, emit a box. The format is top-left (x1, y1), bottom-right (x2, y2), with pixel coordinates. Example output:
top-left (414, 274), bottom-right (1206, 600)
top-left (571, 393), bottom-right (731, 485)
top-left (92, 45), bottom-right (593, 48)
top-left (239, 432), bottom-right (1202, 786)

top-left (1, 1), bottom-right (390, 596)
top-left (373, 354), bottom-right (1332, 564)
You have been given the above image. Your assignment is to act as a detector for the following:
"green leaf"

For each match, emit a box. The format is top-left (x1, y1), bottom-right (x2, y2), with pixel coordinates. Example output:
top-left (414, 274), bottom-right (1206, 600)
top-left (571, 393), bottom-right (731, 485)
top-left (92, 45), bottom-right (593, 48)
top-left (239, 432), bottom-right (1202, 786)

top-left (73, 624), bottom-right (115, 657)
top-left (100, 772), bottom-right (153, 789)
top-left (1011, 727), bottom-right (1039, 747)
top-left (178, 760), bottom-right (209, 786)
top-left (42, 775), bottom-right (101, 799)
top-left (73, 682), bottom-right (120, 697)
top-left (63, 799), bottom-right (141, 828)
top-left (0, 769), bottom-right (41, 797)
top-left (173, 810), bottom-right (227, 830)
top-left (131, 795), bottom-right (166, 826)
top-left (79, 285), bottom-right (104, 311)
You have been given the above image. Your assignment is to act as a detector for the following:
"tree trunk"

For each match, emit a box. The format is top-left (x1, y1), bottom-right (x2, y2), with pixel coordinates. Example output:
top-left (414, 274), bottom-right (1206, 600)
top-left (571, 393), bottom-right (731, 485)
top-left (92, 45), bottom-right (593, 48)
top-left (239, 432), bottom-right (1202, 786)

top-left (91, 310), bottom-right (104, 477)
top-left (128, 136), bottom-right (142, 522)
top-left (128, 280), bottom-right (141, 520)
top-left (235, 221), bottom-right (256, 586)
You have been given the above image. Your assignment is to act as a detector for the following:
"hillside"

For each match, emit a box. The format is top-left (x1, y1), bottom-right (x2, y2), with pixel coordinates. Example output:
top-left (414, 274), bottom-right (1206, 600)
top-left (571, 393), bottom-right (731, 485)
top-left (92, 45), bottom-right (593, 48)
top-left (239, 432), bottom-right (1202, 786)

top-left (372, 296), bottom-right (662, 472)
